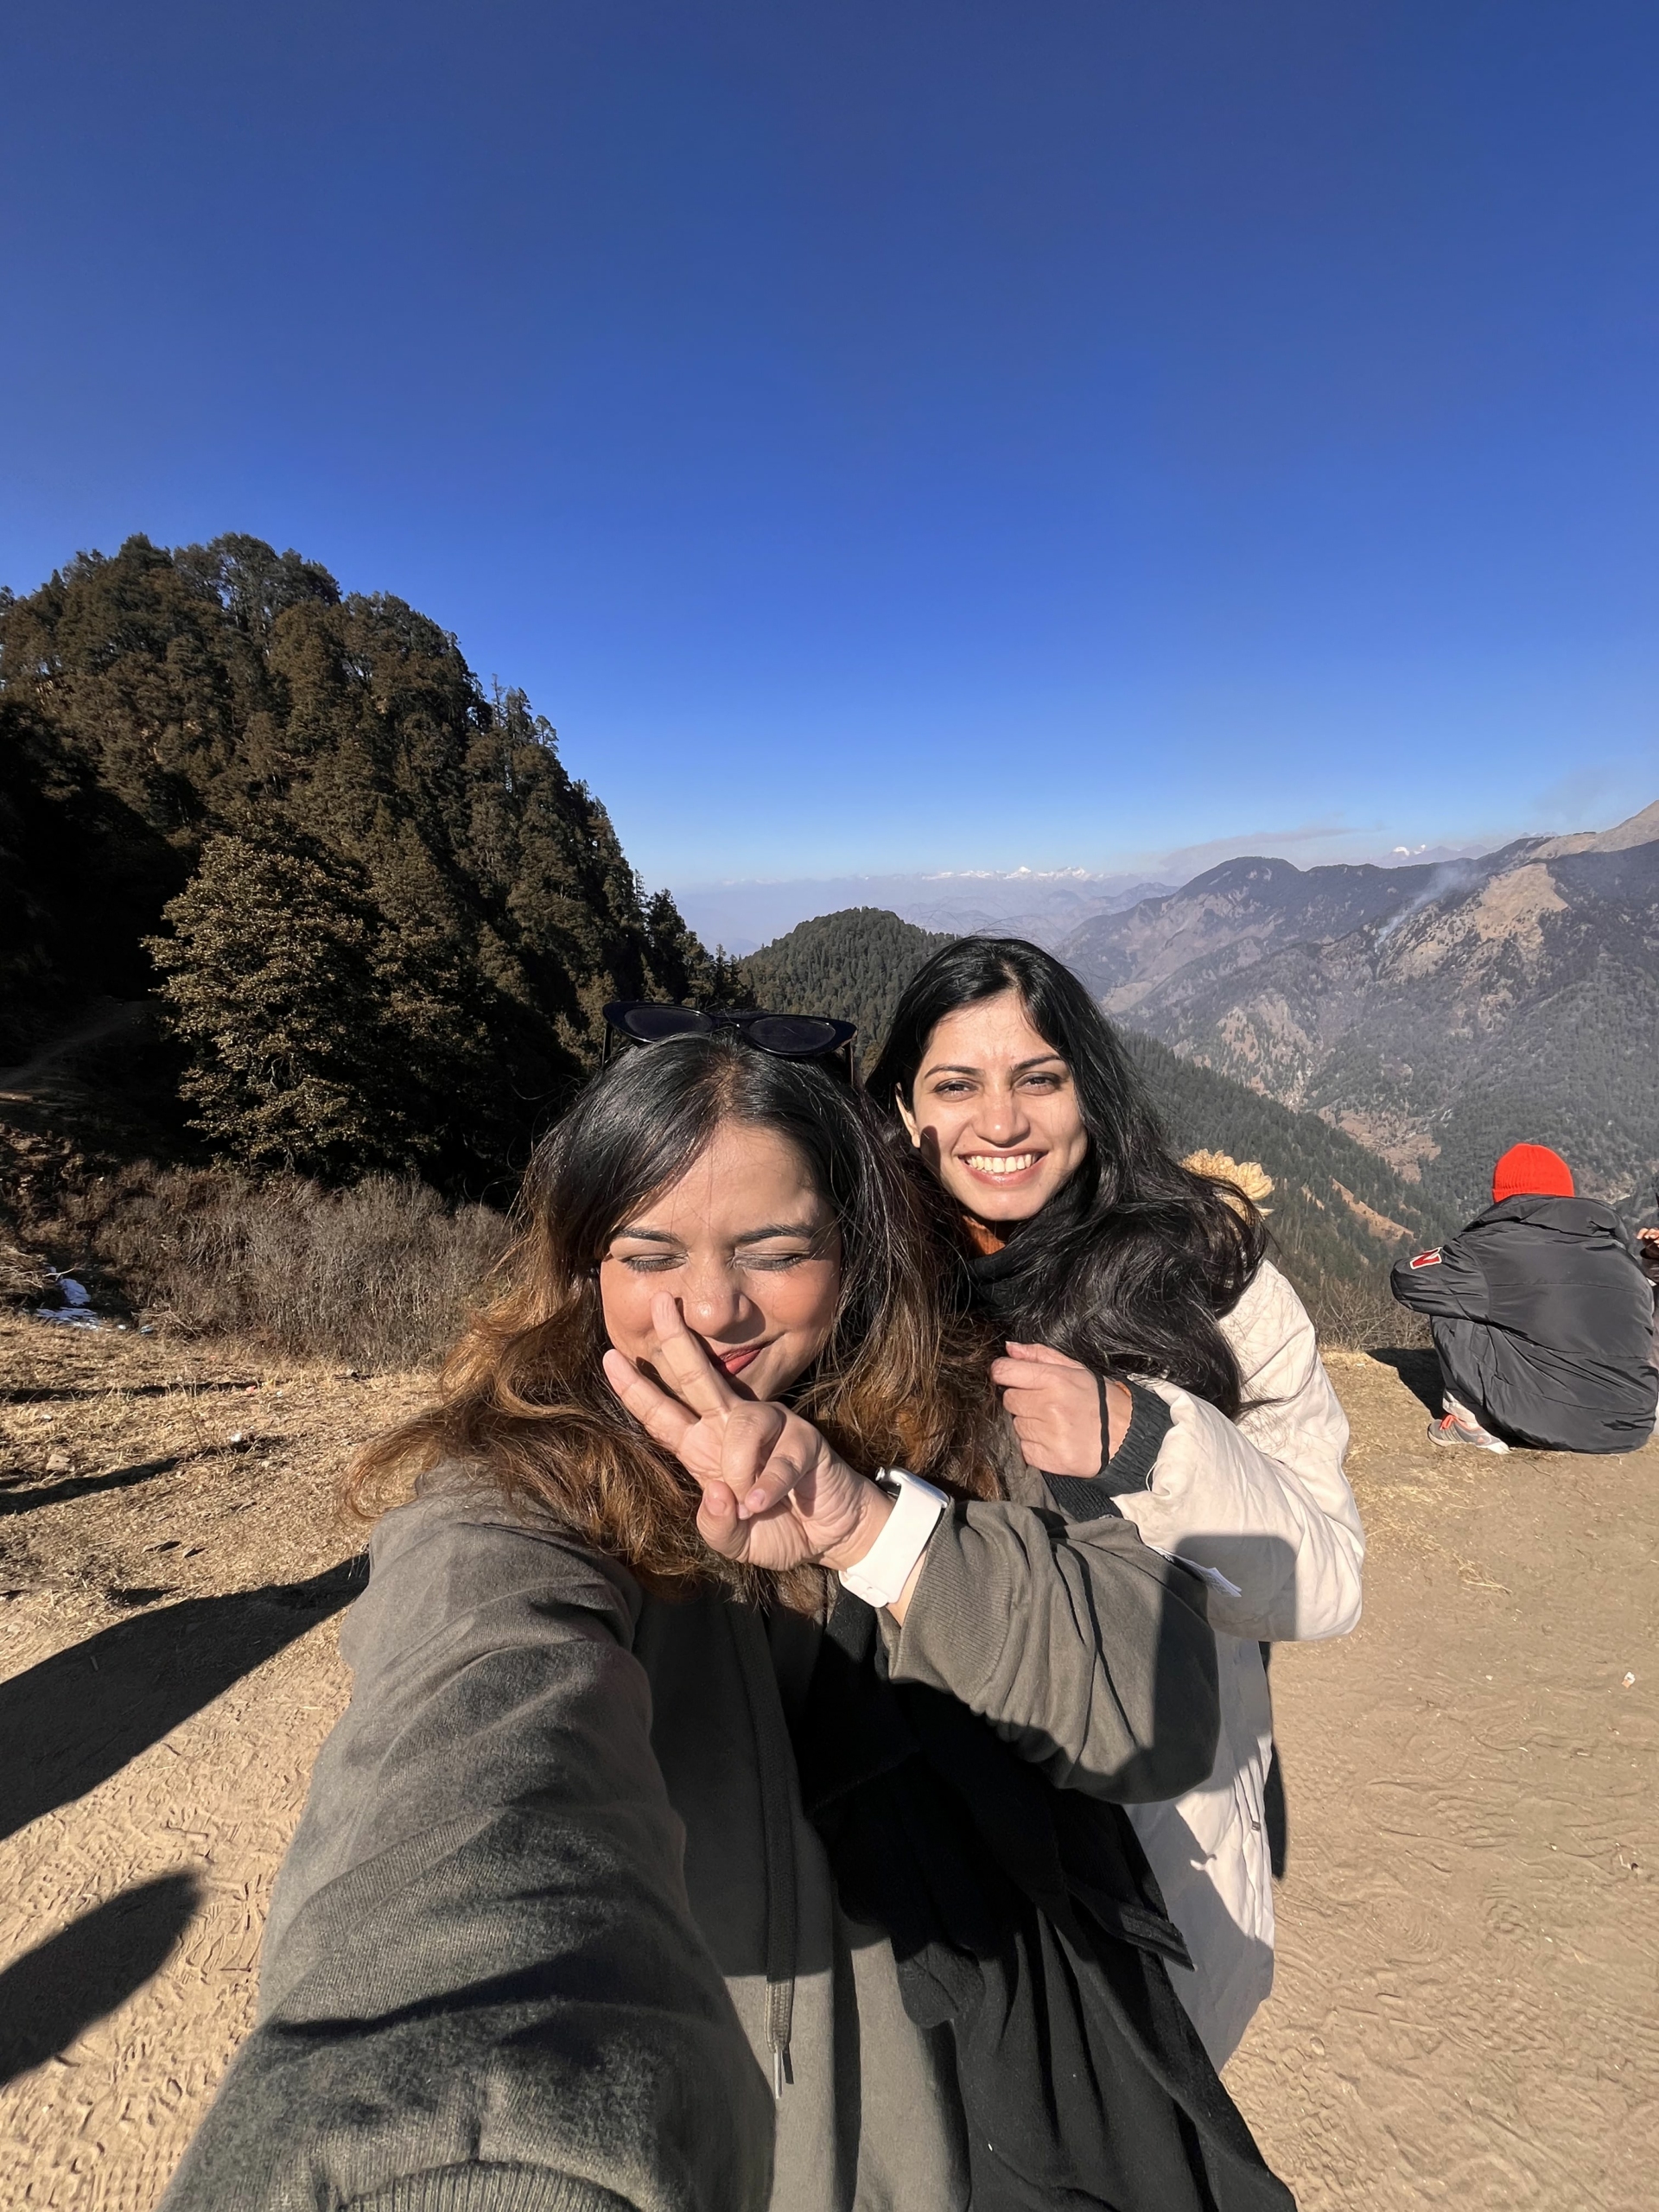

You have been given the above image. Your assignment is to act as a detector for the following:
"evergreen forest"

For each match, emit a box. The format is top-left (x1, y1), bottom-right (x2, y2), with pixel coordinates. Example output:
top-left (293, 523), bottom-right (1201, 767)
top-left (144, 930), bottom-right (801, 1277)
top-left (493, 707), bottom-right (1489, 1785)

top-left (0, 533), bottom-right (731, 1188)
top-left (739, 906), bottom-right (955, 1071)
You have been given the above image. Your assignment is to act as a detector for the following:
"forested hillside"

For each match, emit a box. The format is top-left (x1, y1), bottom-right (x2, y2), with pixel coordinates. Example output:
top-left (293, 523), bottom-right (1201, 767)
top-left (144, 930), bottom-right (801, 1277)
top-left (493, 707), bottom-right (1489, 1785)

top-left (1123, 1033), bottom-right (1457, 1294)
top-left (741, 906), bottom-right (954, 1068)
top-left (0, 533), bottom-right (721, 1186)
top-left (741, 906), bottom-right (1456, 1299)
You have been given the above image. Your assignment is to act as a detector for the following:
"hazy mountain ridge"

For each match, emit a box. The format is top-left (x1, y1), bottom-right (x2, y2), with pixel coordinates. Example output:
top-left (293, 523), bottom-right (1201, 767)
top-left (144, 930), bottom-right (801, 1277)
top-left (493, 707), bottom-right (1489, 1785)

top-left (740, 905), bottom-right (1458, 1300)
top-left (1064, 847), bottom-right (1535, 1011)
top-left (899, 878), bottom-right (1174, 949)
top-left (1059, 807), bottom-right (1659, 1220)
top-left (677, 870), bottom-right (1174, 955)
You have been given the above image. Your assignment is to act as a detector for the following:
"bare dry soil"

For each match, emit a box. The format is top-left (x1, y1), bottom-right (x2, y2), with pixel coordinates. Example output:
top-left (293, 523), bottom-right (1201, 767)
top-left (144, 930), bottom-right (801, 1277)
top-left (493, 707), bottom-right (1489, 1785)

top-left (1, 1319), bottom-right (1654, 2210)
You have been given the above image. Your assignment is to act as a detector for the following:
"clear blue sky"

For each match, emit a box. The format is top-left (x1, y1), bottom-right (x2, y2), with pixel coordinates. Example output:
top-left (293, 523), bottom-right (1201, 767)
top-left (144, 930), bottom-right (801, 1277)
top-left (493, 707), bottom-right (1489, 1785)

top-left (4, 1), bottom-right (1657, 891)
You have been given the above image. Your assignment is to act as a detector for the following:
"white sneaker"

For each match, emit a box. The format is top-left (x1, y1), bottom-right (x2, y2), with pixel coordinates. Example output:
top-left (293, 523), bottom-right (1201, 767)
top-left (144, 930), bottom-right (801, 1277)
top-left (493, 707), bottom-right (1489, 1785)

top-left (1428, 1395), bottom-right (1510, 1455)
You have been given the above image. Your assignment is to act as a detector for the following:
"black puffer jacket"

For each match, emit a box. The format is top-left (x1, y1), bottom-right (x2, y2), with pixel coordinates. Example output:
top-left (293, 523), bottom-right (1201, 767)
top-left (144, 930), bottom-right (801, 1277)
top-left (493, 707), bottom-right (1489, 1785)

top-left (1391, 1194), bottom-right (1658, 1454)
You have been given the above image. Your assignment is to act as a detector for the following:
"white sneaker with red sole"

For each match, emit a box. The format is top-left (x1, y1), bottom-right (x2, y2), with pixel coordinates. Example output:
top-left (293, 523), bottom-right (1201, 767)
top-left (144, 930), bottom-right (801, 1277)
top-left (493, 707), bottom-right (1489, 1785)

top-left (1428, 1395), bottom-right (1510, 1454)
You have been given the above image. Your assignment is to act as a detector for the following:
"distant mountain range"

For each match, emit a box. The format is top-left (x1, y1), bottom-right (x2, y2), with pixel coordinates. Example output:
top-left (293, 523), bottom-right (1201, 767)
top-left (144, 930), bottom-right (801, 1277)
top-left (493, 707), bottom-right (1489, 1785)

top-left (741, 791), bottom-right (1659, 1294)
top-left (677, 869), bottom-right (1174, 954)
top-left (739, 906), bottom-right (1458, 1308)
top-left (1060, 802), bottom-right (1659, 1222)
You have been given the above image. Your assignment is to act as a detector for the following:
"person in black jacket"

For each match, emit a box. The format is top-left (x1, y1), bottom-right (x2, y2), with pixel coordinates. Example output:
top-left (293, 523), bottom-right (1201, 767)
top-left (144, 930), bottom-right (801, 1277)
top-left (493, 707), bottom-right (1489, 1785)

top-left (1391, 1143), bottom-right (1658, 1456)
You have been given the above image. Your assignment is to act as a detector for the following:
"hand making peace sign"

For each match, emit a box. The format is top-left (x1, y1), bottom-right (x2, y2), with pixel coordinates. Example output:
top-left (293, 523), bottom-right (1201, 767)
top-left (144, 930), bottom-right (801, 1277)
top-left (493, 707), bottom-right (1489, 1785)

top-left (602, 1293), bottom-right (893, 1573)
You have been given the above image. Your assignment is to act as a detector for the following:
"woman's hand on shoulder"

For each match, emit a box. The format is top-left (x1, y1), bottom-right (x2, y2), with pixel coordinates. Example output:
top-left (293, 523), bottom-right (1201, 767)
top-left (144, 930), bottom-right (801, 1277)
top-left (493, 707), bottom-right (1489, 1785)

top-left (602, 1295), bottom-right (891, 1574)
top-left (991, 1342), bottom-right (1132, 1478)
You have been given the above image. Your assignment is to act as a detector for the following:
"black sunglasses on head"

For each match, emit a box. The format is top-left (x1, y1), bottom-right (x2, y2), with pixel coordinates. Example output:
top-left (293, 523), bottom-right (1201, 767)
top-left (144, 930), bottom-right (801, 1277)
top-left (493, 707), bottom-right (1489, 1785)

top-left (601, 1001), bottom-right (858, 1077)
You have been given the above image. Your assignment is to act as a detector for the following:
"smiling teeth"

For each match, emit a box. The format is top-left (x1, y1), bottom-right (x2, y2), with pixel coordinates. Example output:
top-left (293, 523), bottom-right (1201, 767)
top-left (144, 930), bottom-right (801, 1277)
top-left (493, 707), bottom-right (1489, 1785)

top-left (966, 1154), bottom-right (1036, 1175)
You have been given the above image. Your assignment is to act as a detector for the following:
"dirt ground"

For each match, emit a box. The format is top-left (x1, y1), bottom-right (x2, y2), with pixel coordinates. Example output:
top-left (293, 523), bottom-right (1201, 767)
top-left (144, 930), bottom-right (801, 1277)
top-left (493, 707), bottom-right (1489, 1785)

top-left (0, 1319), bottom-right (1654, 2210)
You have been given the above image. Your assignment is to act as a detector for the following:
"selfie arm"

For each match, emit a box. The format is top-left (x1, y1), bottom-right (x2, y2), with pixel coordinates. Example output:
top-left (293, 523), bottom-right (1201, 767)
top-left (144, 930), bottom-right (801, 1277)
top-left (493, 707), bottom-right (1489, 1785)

top-left (160, 1491), bottom-right (772, 2212)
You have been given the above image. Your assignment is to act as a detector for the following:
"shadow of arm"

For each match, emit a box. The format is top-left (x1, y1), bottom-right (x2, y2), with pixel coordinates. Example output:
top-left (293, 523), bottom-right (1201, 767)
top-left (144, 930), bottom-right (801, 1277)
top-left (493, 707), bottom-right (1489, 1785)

top-left (0, 1873), bottom-right (200, 2087)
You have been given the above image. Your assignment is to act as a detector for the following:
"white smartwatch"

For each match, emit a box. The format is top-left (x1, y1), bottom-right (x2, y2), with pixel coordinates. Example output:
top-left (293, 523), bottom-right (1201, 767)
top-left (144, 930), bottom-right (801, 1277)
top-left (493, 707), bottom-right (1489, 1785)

top-left (836, 1468), bottom-right (950, 1610)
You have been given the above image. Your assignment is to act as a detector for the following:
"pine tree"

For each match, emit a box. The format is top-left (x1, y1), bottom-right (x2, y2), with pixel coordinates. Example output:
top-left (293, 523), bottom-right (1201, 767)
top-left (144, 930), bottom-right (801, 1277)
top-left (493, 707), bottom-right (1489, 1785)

top-left (148, 836), bottom-right (425, 1176)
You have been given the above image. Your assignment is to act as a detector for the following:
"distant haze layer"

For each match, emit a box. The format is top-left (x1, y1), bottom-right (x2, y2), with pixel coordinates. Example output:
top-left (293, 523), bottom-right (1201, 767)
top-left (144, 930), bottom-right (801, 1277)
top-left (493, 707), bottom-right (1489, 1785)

top-left (676, 837), bottom-right (1503, 953)
top-left (674, 870), bottom-right (1167, 954)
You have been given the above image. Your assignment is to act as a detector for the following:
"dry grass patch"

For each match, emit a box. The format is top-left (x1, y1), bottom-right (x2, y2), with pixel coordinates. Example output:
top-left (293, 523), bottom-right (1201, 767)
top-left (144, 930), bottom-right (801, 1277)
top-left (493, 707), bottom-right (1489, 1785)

top-left (10, 1164), bottom-right (508, 1372)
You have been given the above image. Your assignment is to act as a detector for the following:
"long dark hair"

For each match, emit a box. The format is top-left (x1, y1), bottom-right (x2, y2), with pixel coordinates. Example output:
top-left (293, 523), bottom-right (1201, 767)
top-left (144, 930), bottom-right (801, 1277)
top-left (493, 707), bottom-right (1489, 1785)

top-left (867, 938), bottom-right (1266, 1417)
top-left (351, 1033), bottom-right (998, 1596)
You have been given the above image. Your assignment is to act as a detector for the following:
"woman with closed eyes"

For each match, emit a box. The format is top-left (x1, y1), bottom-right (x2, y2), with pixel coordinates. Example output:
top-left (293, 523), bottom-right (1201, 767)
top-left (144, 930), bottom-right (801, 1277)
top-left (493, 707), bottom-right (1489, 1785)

top-left (869, 938), bottom-right (1364, 2070)
top-left (161, 1014), bottom-right (1294, 2212)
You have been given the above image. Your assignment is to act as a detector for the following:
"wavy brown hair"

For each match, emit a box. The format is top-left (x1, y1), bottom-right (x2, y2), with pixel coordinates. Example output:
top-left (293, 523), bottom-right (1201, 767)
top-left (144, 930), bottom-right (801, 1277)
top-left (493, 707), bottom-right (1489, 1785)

top-left (349, 1033), bottom-right (1000, 1599)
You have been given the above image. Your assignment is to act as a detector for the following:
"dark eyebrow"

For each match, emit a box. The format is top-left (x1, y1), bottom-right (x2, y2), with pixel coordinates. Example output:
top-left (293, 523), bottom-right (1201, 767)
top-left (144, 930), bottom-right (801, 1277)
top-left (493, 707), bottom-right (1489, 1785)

top-left (921, 1052), bottom-right (1069, 1078)
top-left (609, 1219), bottom-right (826, 1249)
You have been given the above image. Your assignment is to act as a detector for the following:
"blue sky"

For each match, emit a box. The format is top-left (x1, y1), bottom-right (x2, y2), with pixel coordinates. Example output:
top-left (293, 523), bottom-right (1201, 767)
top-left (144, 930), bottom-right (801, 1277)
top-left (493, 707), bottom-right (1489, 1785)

top-left (3, 1), bottom-right (1657, 901)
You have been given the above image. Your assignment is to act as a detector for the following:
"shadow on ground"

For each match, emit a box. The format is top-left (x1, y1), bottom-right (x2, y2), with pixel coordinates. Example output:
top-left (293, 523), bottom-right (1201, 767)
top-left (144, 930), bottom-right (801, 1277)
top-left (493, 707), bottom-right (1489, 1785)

top-left (0, 1454), bottom-right (183, 1516)
top-left (1, 1381), bottom-right (257, 1405)
top-left (1365, 1347), bottom-right (1442, 1415)
top-left (0, 1872), bottom-right (202, 2086)
top-left (0, 1558), bottom-right (366, 1845)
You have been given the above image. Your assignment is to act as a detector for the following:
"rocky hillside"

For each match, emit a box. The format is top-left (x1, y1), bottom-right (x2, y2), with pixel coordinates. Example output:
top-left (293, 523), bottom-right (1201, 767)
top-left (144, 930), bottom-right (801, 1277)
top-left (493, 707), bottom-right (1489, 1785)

top-left (1062, 804), bottom-right (1659, 1221)
top-left (742, 906), bottom-right (1456, 1300)
top-left (1059, 842), bottom-right (1552, 1014)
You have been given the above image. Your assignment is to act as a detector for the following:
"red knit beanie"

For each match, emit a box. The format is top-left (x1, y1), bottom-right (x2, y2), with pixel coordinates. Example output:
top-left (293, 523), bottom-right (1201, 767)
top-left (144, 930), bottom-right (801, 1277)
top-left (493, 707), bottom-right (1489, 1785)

top-left (1491, 1142), bottom-right (1574, 1205)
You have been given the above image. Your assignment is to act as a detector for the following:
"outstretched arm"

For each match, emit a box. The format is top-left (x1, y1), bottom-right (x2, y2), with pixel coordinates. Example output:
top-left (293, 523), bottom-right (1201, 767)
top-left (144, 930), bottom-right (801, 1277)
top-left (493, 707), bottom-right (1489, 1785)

top-left (880, 1496), bottom-right (1221, 1803)
top-left (162, 1490), bottom-right (773, 2212)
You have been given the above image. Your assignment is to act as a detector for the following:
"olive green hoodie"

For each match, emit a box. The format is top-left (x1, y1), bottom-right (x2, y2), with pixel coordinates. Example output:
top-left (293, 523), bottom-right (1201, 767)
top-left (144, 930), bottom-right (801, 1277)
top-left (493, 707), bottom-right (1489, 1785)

top-left (160, 1471), bottom-right (1218, 2212)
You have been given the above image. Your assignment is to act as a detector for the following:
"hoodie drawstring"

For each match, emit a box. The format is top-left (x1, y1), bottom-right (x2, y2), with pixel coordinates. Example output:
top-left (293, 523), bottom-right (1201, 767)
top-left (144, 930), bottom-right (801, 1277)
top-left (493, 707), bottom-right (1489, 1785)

top-left (728, 1604), bottom-right (798, 2098)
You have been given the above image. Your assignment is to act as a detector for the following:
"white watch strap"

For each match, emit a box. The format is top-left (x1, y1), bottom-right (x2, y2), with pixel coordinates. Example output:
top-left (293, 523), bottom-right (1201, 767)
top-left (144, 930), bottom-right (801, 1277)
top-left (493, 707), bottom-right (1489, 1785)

top-left (836, 1469), bottom-right (949, 1609)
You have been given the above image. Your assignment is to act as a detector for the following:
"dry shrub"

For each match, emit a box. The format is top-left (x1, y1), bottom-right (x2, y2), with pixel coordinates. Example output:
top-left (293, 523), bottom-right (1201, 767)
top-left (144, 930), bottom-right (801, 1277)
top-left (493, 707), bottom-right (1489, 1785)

top-left (60, 1168), bottom-right (509, 1370)
top-left (1300, 1265), bottom-right (1429, 1353)
top-left (3, 1138), bottom-right (1429, 1374)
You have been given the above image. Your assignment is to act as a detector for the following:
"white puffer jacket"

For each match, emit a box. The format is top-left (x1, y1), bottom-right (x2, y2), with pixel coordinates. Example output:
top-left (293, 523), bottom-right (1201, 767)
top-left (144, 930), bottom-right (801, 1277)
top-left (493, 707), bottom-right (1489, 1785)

top-left (1118, 1260), bottom-right (1361, 2068)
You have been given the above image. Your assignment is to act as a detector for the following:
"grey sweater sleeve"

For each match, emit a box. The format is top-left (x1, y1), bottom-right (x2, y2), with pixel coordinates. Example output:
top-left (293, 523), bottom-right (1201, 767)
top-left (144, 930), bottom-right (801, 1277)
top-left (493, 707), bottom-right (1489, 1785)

top-left (883, 1498), bottom-right (1219, 1805)
top-left (161, 1488), bottom-right (773, 2212)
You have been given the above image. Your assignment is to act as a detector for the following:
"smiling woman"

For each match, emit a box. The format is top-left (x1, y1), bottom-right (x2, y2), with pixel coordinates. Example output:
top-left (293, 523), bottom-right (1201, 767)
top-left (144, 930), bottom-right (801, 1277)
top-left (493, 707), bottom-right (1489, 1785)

top-left (156, 1029), bottom-right (1298, 2212)
top-left (870, 937), bottom-right (1365, 2069)
top-left (600, 1122), bottom-right (844, 1398)
top-left (870, 938), bottom-right (1266, 1410)
top-left (898, 989), bottom-right (1092, 1217)
top-left (343, 1027), bottom-right (985, 1600)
